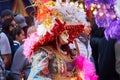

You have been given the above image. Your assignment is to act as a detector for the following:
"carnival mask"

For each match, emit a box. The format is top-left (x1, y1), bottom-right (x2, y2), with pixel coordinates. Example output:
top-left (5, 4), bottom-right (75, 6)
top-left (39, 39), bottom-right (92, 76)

top-left (59, 30), bottom-right (69, 45)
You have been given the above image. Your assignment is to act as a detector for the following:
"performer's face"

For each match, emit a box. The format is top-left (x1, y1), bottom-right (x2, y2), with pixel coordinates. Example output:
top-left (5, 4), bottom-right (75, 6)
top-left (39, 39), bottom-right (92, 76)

top-left (59, 30), bottom-right (69, 45)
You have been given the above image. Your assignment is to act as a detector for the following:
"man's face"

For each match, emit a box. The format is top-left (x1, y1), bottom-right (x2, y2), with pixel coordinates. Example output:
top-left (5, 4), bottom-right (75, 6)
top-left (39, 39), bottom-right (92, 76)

top-left (83, 22), bottom-right (91, 36)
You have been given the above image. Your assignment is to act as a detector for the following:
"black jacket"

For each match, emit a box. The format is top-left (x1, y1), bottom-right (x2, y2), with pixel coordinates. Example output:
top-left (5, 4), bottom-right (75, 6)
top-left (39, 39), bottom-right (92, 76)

top-left (90, 22), bottom-right (119, 80)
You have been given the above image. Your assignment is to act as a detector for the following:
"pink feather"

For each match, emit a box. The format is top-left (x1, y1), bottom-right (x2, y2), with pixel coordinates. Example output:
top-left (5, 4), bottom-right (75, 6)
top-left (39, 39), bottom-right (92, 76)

top-left (74, 56), bottom-right (98, 80)
top-left (23, 32), bottom-right (39, 58)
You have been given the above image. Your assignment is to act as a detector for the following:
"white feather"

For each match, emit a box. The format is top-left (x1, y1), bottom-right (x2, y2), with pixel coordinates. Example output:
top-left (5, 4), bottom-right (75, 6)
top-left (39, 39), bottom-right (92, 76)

top-left (55, 1), bottom-right (87, 25)
top-left (36, 18), bottom-right (55, 38)
top-left (37, 24), bottom-right (47, 37)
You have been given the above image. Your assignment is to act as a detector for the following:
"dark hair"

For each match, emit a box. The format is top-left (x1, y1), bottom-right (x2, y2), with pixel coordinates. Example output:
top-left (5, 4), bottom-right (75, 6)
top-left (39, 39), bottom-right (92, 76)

top-left (11, 27), bottom-right (23, 40)
top-left (0, 9), bottom-right (14, 18)
top-left (2, 18), bottom-right (14, 33)
top-left (25, 16), bottom-right (34, 27)
top-left (1, 18), bottom-right (15, 57)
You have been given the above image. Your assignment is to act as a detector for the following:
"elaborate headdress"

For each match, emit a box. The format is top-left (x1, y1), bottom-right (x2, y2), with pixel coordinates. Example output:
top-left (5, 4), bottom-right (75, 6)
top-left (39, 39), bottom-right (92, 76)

top-left (24, 0), bottom-right (86, 58)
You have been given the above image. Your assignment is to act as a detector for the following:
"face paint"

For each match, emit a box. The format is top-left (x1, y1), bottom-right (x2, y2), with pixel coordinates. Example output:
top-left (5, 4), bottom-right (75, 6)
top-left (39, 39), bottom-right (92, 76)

top-left (60, 30), bottom-right (69, 44)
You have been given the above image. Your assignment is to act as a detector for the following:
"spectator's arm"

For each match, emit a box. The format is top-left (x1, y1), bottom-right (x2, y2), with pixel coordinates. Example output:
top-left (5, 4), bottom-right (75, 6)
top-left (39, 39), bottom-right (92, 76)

top-left (2, 54), bottom-right (11, 69)
top-left (0, 33), bottom-right (12, 69)
top-left (10, 46), bottom-right (25, 80)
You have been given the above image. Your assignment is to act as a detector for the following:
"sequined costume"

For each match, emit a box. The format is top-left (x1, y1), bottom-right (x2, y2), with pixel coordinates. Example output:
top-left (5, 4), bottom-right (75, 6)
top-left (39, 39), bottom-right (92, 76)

top-left (28, 46), bottom-right (78, 80)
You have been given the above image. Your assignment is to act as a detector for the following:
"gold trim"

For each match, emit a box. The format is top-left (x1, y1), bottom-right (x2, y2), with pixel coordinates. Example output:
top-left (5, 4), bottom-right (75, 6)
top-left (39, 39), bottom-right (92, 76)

top-left (51, 74), bottom-right (77, 80)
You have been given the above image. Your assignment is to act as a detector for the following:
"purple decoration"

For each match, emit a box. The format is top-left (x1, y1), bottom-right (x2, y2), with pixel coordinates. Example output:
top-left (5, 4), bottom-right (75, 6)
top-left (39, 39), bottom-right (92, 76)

top-left (97, 0), bottom-right (116, 6)
top-left (84, 0), bottom-right (120, 42)
top-left (111, 19), bottom-right (120, 39)
top-left (95, 8), bottom-right (115, 28)
top-left (84, 0), bottom-right (95, 8)
top-left (105, 18), bottom-right (120, 42)
top-left (104, 20), bottom-right (116, 39)
top-left (84, 0), bottom-right (116, 9)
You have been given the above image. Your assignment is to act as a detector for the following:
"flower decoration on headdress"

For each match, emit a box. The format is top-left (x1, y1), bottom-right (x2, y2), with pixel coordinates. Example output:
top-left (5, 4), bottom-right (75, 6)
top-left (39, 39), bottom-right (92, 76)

top-left (24, 0), bottom-right (85, 59)
top-left (24, 18), bottom-right (67, 58)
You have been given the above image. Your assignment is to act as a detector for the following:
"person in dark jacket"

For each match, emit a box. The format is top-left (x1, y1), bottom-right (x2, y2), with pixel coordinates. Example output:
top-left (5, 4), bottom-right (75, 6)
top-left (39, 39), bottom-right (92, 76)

top-left (90, 21), bottom-right (119, 80)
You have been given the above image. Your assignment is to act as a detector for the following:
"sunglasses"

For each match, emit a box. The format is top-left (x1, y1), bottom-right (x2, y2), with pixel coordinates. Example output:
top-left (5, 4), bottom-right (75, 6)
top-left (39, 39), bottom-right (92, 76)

top-left (10, 24), bottom-right (17, 27)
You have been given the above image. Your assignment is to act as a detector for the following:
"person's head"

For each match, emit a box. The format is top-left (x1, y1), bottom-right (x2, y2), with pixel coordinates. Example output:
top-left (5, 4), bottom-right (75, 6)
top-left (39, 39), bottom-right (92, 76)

top-left (0, 9), bottom-right (14, 22)
top-left (14, 14), bottom-right (28, 38)
top-left (2, 18), bottom-right (17, 33)
top-left (14, 14), bottom-right (27, 28)
top-left (83, 19), bottom-right (91, 36)
top-left (23, 1), bottom-right (85, 58)
top-left (12, 27), bottom-right (25, 44)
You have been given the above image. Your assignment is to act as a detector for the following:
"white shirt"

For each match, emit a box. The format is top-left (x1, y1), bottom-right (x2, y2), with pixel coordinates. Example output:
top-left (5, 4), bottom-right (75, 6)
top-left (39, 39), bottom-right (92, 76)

top-left (0, 32), bottom-right (11, 54)
top-left (69, 38), bottom-right (92, 60)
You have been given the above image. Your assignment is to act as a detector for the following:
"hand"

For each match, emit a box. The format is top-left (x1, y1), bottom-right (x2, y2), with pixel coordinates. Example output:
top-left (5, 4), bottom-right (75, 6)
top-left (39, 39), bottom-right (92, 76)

top-left (20, 72), bottom-right (25, 79)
